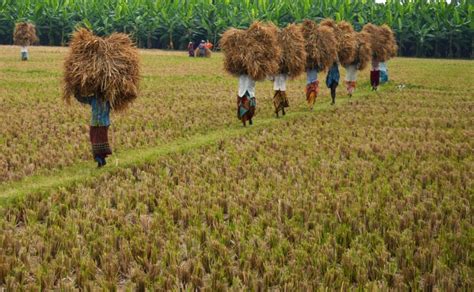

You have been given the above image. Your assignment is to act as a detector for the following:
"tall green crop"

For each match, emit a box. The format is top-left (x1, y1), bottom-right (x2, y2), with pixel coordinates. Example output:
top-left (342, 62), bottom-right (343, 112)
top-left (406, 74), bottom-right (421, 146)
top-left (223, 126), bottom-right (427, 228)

top-left (0, 0), bottom-right (471, 58)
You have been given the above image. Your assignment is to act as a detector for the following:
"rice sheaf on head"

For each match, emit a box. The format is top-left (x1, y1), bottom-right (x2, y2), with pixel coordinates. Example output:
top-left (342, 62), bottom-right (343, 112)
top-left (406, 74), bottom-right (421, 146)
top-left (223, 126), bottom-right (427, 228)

top-left (362, 23), bottom-right (397, 62)
top-left (352, 31), bottom-right (373, 71)
top-left (277, 23), bottom-right (306, 79)
top-left (220, 21), bottom-right (281, 81)
top-left (63, 28), bottom-right (140, 112)
top-left (301, 19), bottom-right (337, 72)
top-left (14, 22), bottom-right (39, 46)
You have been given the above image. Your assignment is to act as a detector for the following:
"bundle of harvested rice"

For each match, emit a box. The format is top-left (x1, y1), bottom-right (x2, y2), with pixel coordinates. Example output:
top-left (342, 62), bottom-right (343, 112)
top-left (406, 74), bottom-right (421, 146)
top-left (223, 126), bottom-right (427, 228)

top-left (220, 22), bottom-right (280, 81)
top-left (336, 21), bottom-right (357, 66)
top-left (320, 19), bottom-right (357, 66)
top-left (301, 20), bottom-right (320, 70)
top-left (277, 23), bottom-right (306, 78)
top-left (220, 28), bottom-right (247, 76)
top-left (301, 20), bottom-right (337, 72)
top-left (380, 24), bottom-right (398, 59)
top-left (13, 22), bottom-right (38, 46)
top-left (243, 21), bottom-right (281, 81)
top-left (352, 31), bottom-right (372, 70)
top-left (63, 28), bottom-right (140, 112)
top-left (362, 23), bottom-right (397, 62)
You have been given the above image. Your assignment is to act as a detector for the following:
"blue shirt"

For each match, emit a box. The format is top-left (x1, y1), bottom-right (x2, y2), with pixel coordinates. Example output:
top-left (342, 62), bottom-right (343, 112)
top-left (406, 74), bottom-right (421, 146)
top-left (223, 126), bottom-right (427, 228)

top-left (77, 95), bottom-right (111, 126)
top-left (326, 63), bottom-right (340, 88)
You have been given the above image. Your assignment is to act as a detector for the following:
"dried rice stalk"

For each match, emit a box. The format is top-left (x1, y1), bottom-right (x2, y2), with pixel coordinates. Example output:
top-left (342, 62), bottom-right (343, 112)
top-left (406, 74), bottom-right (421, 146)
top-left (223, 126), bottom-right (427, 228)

top-left (277, 23), bottom-right (306, 78)
top-left (13, 22), bottom-right (38, 46)
top-left (220, 28), bottom-right (248, 76)
top-left (362, 23), bottom-right (397, 62)
top-left (220, 21), bottom-right (280, 81)
top-left (352, 32), bottom-right (372, 71)
top-left (320, 19), bottom-right (357, 66)
top-left (244, 21), bottom-right (281, 81)
top-left (301, 20), bottom-right (337, 72)
top-left (63, 28), bottom-right (140, 112)
top-left (336, 21), bottom-right (357, 66)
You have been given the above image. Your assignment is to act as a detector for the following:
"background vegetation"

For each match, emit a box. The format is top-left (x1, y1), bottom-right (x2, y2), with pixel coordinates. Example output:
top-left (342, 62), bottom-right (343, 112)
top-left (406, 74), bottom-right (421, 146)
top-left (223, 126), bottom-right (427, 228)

top-left (0, 0), bottom-right (472, 58)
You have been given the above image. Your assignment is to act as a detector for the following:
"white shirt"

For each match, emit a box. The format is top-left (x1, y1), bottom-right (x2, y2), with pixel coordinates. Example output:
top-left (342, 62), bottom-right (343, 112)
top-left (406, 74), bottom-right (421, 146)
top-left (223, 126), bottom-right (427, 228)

top-left (238, 74), bottom-right (256, 98)
top-left (21, 46), bottom-right (28, 53)
top-left (344, 64), bottom-right (357, 82)
top-left (272, 73), bottom-right (288, 91)
top-left (379, 62), bottom-right (387, 72)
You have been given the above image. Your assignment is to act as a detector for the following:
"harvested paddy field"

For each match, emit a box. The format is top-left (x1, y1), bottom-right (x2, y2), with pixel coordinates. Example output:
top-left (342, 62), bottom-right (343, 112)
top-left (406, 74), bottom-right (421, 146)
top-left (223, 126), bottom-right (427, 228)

top-left (0, 46), bottom-right (473, 290)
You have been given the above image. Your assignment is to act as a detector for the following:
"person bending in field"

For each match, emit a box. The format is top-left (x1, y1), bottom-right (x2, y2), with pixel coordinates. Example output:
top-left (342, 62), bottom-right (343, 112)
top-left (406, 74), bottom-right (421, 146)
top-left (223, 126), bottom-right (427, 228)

top-left (370, 60), bottom-right (380, 91)
top-left (237, 75), bottom-right (256, 126)
top-left (75, 92), bottom-right (112, 167)
top-left (197, 40), bottom-right (206, 57)
top-left (305, 68), bottom-right (319, 110)
top-left (326, 62), bottom-right (340, 105)
top-left (270, 74), bottom-right (289, 118)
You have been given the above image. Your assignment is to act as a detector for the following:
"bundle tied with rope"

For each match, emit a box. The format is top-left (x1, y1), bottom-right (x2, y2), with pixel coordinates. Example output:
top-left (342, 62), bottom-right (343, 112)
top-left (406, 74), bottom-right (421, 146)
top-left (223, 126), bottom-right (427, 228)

top-left (62, 28), bottom-right (140, 112)
top-left (14, 22), bottom-right (39, 46)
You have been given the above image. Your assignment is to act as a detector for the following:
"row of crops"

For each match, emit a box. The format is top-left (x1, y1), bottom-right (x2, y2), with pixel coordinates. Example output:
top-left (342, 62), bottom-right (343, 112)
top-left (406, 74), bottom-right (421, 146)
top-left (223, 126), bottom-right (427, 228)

top-left (0, 0), bottom-right (472, 58)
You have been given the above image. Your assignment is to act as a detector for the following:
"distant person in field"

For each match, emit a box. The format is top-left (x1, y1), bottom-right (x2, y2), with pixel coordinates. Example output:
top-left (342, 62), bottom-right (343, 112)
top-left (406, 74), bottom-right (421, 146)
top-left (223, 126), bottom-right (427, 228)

top-left (21, 46), bottom-right (28, 61)
top-left (197, 40), bottom-right (206, 57)
top-left (379, 61), bottom-right (388, 84)
top-left (205, 40), bottom-right (213, 50)
top-left (75, 92), bottom-right (112, 167)
top-left (326, 62), bottom-right (340, 105)
top-left (237, 75), bottom-right (256, 126)
top-left (370, 60), bottom-right (380, 91)
top-left (187, 41), bottom-right (194, 57)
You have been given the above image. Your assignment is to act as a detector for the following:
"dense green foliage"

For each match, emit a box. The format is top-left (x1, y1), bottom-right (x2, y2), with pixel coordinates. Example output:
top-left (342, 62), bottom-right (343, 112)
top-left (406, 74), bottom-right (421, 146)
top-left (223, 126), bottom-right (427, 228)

top-left (0, 0), bottom-right (472, 57)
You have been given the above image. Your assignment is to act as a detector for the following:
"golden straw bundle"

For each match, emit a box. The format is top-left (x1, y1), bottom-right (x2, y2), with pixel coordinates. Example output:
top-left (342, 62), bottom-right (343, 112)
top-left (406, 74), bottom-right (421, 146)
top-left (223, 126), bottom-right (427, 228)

top-left (220, 21), bottom-right (280, 81)
top-left (301, 20), bottom-right (337, 72)
top-left (277, 23), bottom-right (306, 78)
top-left (63, 28), bottom-right (140, 112)
top-left (336, 21), bottom-right (357, 66)
top-left (352, 32), bottom-right (372, 71)
top-left (362, 23), bottom-right (397, 62)
top-left (13, 22), bottom-right (38, 46)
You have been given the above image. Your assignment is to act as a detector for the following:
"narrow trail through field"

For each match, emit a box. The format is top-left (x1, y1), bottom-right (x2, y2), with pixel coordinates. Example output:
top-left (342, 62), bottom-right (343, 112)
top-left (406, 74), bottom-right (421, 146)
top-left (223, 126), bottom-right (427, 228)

top-left (0, 93), bottom-right (371, 206)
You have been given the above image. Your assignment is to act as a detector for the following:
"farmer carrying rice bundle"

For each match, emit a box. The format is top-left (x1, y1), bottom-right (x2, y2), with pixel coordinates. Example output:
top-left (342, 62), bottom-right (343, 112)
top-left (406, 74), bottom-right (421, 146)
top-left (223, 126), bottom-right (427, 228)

top-left (362, 23), bottom-right (397, 91)
top-left (301, 20), bottom-right (337, 110)
top-left (220, 21), bottom-right (281, 126)
top-left (269, 23), bottom-right (306, 117)
top-left (13, 22), bottom-right (38, 61)
top-left (343, 31), bottom-right (372, 97)
top-left (320, 19), bottom-right (357, 104)
top-left (63, 28), bottom-right (140, 167)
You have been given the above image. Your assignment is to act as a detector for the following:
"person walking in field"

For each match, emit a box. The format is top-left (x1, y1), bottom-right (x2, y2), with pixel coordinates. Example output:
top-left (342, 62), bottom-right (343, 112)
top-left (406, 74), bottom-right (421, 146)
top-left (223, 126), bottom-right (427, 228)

top-left (269, 74), bottom-right (289, 117)
top-left (306, 68), bottom-right (319, 110)
top-left (370, 59), bottom-right (380, 91)
top-left (75, 93), bottom-right (112, 167)
top-left (379, 61), bottom-right (389, 84)
top-left (237, 75), bottom-right (256, 126)
top-left (344, 64), bottom-right (357, 97)
top-left (326, 62), bottom-right (340, 105)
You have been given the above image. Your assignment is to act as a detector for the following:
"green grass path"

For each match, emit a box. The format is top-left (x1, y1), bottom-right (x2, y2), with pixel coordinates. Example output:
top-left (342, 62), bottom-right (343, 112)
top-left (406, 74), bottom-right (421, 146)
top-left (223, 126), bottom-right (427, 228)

top-left (0, 93), bottom-right (369, 206)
